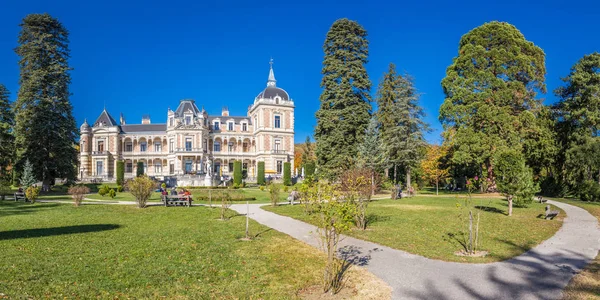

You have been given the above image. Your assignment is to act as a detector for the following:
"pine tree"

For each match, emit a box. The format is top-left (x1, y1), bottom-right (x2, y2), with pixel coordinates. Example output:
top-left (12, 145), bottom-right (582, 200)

top-left (376, 63), bottom-right (428, 188)
top-left (14, 14), bottom-right (78, 186)
top-left (0, 84), bottom-right (14, 184)
top-left (315, 18), bottom-right (372, 180)
top-left (21, 159), bottom-right (36, 188)
top-left (357, 117), bottom-right (384, 172)
top-left (440, 21), bottom-right (546, 190)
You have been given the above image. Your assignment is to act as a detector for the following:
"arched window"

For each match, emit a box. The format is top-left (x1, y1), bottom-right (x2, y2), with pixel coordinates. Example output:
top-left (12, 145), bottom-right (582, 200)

top-left (214, 141), bottom-right (221, 152)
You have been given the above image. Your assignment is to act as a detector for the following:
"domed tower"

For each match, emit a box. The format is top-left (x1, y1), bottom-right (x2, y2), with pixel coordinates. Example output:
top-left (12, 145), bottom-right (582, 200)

top-left (248, 59), bottom-right (295, 177)
top-left (79, 119), bottom-right (91, 179)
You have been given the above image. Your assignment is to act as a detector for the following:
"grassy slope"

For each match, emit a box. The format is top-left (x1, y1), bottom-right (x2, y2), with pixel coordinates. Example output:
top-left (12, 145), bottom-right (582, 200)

top-left (555, 199), bottom-right (600, 300)
top-left (265, 196), bottom-right (563, 263)
top-left (0, 201), bottom-right (389, 299)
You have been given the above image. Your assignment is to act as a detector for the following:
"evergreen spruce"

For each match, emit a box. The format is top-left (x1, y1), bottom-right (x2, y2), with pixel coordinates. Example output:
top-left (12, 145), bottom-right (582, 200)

top-left (257, 161), bottom-right (265, 185)
top-left (21, 159), bottom-right (36, 188)
top-left (315, 18), bottom-right (372, 180)
top-left (0, 84), bottom-right (14, 184)
top-left (376, 63), bottom-right (428, 188)
top-left (14, 14), bottom-right (78, 186)
top-left (357, 116), bottom-right (385, 172)
top-left (440, 21), bottom-right (546, 190)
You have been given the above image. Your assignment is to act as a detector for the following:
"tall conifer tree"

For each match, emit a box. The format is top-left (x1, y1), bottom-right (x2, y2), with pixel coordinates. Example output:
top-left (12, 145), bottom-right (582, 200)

top-left (315, 18), bottom-right (371, 180)
top-left (0, 84), bottom-right (14, 183)
top-left (376, 63), bottom-right (428, 188)
top-left (14, 14), bottom-right (78, 185)
top-left (440, 21), bottom-right (546, 190)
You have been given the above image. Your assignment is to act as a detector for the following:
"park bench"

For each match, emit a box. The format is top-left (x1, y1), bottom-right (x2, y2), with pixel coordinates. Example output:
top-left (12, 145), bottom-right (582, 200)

top-left (162, 194), bottom-right (192, 207)
top-left (14, 192), bottom-right (27, 202)
top-left (545, 205), bottom-right (559, 220)
top-left (537, 196), bottom-right (547, 203)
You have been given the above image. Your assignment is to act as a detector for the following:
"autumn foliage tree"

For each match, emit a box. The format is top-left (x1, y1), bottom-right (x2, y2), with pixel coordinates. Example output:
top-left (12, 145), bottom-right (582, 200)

top-left (421, 145), bottom-right (449, 195)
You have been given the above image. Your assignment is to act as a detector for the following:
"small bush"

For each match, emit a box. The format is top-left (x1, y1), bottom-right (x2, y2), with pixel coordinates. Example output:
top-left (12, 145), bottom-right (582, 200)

top-left (269, 183), bottom-right (281, 206)
top-left (117, 185), bottom-right (124, 192)
top-left (259, 186), bottom-right (265, 191)
top-left (98, 184), bottom-right (110, 197)
top-left (579, 180), bottom-right (600, 202)
top-left (25, 186), bottom-right (40, 203)
top-left (127, 175), bottom-right (157, 208)
top-left (161, 183), bottom-right (167, 190)
top-left (69, 185), bottom-right (90, 207)
top-left (283, 185), bottom-right (289, 193)
top-left (109, 189), bottom-right (117, 199)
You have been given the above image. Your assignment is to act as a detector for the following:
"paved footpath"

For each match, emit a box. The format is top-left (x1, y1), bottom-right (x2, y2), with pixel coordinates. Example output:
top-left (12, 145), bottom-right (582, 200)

top-left (230, 201), bottom-right (600, 300)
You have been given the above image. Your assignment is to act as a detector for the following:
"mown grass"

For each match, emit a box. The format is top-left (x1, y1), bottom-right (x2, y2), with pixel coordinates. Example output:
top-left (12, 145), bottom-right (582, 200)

top-left (264, 196), bottom-right (563, 263)
top-left (82, 188), bottom-right (288, 204)
top-left (0, 201), bottom-right (389, 298)
top-left (554, 199), bottom-right (600, 300)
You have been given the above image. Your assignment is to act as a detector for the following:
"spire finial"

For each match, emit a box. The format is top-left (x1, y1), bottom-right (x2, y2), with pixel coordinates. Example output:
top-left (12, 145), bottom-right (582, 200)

top-left (267, 58), bottom-right (276, 87)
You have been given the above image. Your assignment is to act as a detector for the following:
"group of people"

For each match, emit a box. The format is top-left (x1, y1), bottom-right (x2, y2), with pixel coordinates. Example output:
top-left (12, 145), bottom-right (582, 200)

top-left (159, 187), bottom-right (192, 199)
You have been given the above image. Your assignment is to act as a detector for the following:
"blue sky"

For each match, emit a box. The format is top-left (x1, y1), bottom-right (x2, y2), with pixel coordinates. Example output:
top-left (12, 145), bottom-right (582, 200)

top-left (0, 0), bottom-right (598, 144)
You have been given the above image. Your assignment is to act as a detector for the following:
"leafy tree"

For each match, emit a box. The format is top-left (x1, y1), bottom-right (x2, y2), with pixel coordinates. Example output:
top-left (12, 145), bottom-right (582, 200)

top-left (136, 161), bottom-right (144, 177)
top-left (495, 150), bottom-right (538, 216)
top-left (315, 18), bottom-right (372, 180)
top-left (233, 160), bottom-right (242, 185)
top-left (421, 145), bottom-right (450, 195)
top-left (376, 63), bottom-right (428, 188)
top-left (302, 136), bottom-right (315, 163)
top-left (0, 84), bottom-right (14, 184)
top-left (440, 21), bottom-right (546, 191)
top-left (14, 13), bottom-right (78, 186)
top-left (20, 159), bottom-right (36, 188)
top-left (268, 183), bottom-right (280, 207)
top-left (554, 53), bottom-right (600, 187)
top-left (127, 175), bottom-right (156, 208)
top-left (116, 161), bottom-right (125, 186)
top-left (257, 161), bottom-right (265, 185)
top-left (283, 162), bottom-right (291, 186)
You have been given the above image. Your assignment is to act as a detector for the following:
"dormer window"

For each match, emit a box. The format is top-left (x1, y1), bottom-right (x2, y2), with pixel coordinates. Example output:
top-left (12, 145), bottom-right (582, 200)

top-left (274, 115), bottom-right (281, 129)
top-left (242, 123), bottom-right (247, 131)
top-left (185, 116), bottom-right (191, 125)
top-left (228, 122), bottom-right (234, 131)
top-left (169, 117), bottom-right (173, 126)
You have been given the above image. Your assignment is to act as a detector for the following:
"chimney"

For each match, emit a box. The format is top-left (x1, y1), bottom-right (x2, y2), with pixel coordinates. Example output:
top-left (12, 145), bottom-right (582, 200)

top-left (142, 115), bottom-right (151, 124)
top-left (222, 106), bottom-right (229, 117)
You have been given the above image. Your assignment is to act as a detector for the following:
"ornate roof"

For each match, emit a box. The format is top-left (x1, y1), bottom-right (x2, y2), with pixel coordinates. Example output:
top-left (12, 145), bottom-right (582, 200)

top-left (93, 109), bottom-right (118, 127)
top-left (174, 99), bottom-right (201, 117)
top-left (256, 59), bottom-right (290, 101)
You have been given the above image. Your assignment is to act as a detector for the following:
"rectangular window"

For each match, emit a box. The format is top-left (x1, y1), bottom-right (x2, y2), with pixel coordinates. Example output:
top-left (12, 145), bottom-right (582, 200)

top-left (96, 161), bottom-right (103, 175)
top-left (154, 163), bottom-right (162, 173)
top-left (229, 162), bottom-right (234, 172)
top-left (140, 142), bottom-right (147, 152)
top-left (242, 123), bottom-right (247, 131)
top-left (154, 142), bottom-right (161, 152)
top-left (274, 140), bottom-right (281, 151)
top-left (214, 142), bottom-right (221, 152)
top-left (274, 115), bottom-right (281, 128)
top-left (185, 138), bottom-right (192, 151)
top-left (97, 140), bottom-right (104, 152)
top-left (277, 161), bottom-right (283, 174)
top-left (169, 117), bottom-right (173, 126)
top-left (228, 122), bottom-right (233, 131)
top-left (214, 122), bottom-right (220, 130)
top-left (169, 139), bottom-right (174, 152)
top-left (185, 116), bottom-right (191, 125)
top-left (126, 162), bottom-right (133, 173)
top-left (228, 142), bottom-right (234, 152)
top-left (125, 143), bottom-right (132, 152)
top-left (169, 164), bottom-right (174, 174)
top-left (203, 140), bottom-right (207, 152)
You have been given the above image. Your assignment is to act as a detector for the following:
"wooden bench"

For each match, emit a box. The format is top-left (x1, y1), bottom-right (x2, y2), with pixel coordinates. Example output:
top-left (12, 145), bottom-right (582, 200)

top-left (545, 205), bottom-right (559, 220)
top-left (162, 195), bottom-right (192, 207)
top-left (14, 192), bottom-right (27, 202)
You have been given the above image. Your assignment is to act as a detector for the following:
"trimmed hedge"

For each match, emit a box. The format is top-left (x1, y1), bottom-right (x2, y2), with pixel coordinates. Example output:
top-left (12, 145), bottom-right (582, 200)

top-left (116, 161), bottom-right (125, 186)
top-left (257, 161), bottom-right (265, 185)
top-left (283, 162), bottom-right (291, 186)
top-left (136, 161), bottom-right (144, 177)
top-left (304, 161), bottom-right (315, 177)
top-left (233, 161), bottom-right (242, 185)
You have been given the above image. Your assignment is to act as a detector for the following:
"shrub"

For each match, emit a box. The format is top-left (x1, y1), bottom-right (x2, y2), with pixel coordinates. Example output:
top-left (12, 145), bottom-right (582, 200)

top-left (220, 192), bottom-right (232, 220)
top-left (0, 184), bottom-right (11, 201)
top-left (136, 161), bottom-right (144, 177)
top-left (233, 161), bottom-right (242, 186)
top-left (257, 161), bottom-right (265, 185)
top-left (269, 183), bottom-right (280, 206)
top-left (98, 184), bottom-right (110, 197)
top-left (304, 161), bottom-right (316, 177)
top-left (161, 183), bottom-right (167, 190)
top-left (283, 162), bottom-right (291, 186)
top-left (116, 160), bottom-right (125, 186)
top-left (578, 180), bottom-right (600, 202)
top-left (283, 185), bottom-right (289, 193)
top-left (117, 185), bottom-right (124, 192)
top-left (540, 176), bottom-right (567, 197)
top-left (109, 189), bottom-right (117, 199)
top-left (127, 175), bottom-right (156, 208)
top-left (25, 186), bottom-right (40, 203)
top-left (259, 186), bottom-right (265, 191)
top-left (68, 185), bottom-right (90, 207)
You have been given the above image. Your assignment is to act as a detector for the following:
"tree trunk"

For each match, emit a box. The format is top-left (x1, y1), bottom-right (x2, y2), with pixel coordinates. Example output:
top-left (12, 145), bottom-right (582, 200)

top-left (468, 210), bottom-right (473, 254)
top-left (406, 168), bottom-right (411, 190)
top-left (371, 172), bottom-right (375, 196)
top-left (508, 196), bottom-right (513, 216)
top-left (393, 164), bottom-right (397, 184)
top-left (435, 179), bottom-right (439, 196)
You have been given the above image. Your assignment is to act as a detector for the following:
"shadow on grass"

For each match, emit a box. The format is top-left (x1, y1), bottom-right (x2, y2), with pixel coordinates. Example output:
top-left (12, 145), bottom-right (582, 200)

top-left (475, 206), bottom-right (506, 215)
top-left (365, 214), bottom-right (390, 226)
top-left (0, 224), bottom-right (120, 241)
top-left (0, 202), bottom-right (61, 217)
top-left (444, 232), bottom-right (468, 252)
top-left (253, 228), bottom-right (273, 238)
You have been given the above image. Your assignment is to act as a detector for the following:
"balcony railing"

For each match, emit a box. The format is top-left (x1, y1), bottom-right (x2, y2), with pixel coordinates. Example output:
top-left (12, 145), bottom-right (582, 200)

top-left (92, 151), bottom-right (109, 155)
top-left (174, 148), bottom-right (205, 153)
top-left (271, 150), bottom-right (286, 154)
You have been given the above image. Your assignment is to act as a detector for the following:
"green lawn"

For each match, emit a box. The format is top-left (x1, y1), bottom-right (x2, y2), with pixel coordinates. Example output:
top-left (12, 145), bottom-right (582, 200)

top-left (264, 196), bottom-right (563, 263)
top-left (0, 201), bottom-right (383, 298)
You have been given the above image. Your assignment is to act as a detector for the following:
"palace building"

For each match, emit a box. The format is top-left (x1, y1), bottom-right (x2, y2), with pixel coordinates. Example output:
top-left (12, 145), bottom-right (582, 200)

top-left (78, 61), bottom-right (294, 183)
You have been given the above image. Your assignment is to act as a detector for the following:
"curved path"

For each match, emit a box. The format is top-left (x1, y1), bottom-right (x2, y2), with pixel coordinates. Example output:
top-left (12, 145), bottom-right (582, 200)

top-left (230, 200), bottom-right (600, 300)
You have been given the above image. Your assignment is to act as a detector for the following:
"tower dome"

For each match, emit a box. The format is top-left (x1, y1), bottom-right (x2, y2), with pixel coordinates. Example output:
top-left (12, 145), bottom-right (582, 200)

top-left (80, 119), bottom-right (90, 133)
top-left (256, 59), bottom-right (291, 101)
